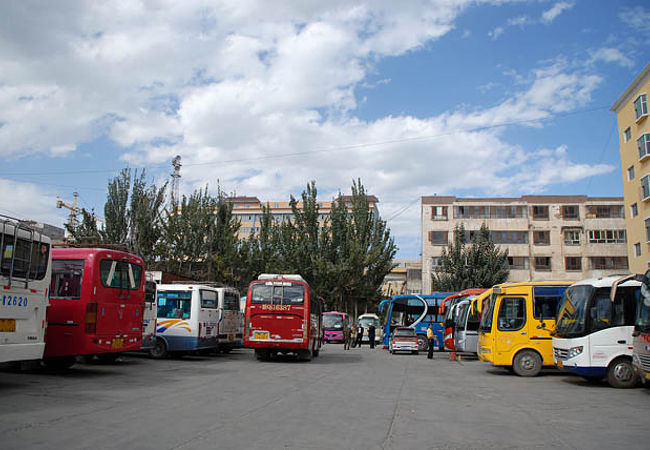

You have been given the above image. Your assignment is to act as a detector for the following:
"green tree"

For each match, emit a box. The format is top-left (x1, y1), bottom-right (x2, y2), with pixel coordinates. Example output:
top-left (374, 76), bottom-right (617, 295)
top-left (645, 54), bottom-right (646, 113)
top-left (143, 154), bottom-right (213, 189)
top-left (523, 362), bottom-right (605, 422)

top-left (128, 170), bottom-right (168, 265)
top-left (433, 222), bottom-right (508, 290)
top-left (65, 208), bottom-right (102, 245)
top-left (102, 169), bottom-right (130, 244)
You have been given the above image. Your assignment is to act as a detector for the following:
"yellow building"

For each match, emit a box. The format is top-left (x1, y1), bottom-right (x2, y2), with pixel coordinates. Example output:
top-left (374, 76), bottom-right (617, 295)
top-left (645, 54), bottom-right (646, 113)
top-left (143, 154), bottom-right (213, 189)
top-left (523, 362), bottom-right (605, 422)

top-left (611, 63), bottom-right (650, 273)
top-left (228, 195), bottom-right (380, 239)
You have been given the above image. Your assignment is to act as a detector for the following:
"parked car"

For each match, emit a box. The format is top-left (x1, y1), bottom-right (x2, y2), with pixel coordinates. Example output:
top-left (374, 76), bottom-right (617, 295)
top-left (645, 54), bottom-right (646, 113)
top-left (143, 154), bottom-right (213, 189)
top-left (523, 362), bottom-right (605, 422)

top-left (389, 327), bottom-right (419, 355)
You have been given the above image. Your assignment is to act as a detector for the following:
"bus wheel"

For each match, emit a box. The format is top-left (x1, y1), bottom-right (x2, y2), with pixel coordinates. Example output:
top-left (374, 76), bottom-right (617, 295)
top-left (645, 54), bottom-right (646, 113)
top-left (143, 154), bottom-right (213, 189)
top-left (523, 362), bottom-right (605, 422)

top-left (42, 356), bottom-right (76, 370)
top-left (255, 349), bottom-right (271, 361)
top-left (513, 350), bottom-right (542, 377)
top-left (416, 335), bottom-right (428, 352)
top-left (299, 349), bottom-right (313, 362)
top-left (150, 338), bottom-right (168, 359)
top-left (221, 347), bottom-right (232, 354)
top-left (607, 357), bottom-right (639, 389)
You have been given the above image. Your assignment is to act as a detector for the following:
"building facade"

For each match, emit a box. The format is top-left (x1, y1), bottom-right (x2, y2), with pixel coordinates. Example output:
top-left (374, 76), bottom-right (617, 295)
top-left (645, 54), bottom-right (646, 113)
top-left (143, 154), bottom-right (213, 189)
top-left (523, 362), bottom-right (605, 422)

top-left (421, 195), bottom-right (628, 294)
top-left (611, 63), bottom-right (650, 274)
top-left (228, 195), bottom-right (379, 239)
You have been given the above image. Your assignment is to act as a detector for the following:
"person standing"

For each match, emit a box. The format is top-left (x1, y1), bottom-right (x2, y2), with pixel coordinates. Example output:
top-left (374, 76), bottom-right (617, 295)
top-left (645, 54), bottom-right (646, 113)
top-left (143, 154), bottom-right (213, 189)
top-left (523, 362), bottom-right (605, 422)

top-left (427, 323), bottom-right (435, 359)
top-left (368, 324), bottom-right (376, 348)
top-left (350, 324), bottom-right (357, 348)
top-left (344, 324), bottom-right (351, 350)
top-left (356, 323), bottom-right (364, 347)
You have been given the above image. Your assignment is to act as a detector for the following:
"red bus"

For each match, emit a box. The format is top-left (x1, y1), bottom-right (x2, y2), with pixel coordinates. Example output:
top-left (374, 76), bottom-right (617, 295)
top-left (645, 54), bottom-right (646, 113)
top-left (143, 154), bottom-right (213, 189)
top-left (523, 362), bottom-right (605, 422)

top-left (244, 274), bottom-right (322, 361)
top-left (44, 247), bottom-right (145, 368)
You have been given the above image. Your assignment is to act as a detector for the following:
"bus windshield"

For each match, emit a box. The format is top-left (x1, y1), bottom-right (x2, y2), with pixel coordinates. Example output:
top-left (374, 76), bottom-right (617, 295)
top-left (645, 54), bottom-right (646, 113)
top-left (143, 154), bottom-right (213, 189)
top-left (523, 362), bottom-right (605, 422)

top-left (554, 285), bottom-right (593, 338)
top-left (359, 317), bottom-right (379, 329)
top-left (251, 283), bottom-right (304, 305)
top-left (323, 314), bottom-right (344, 329)
top-left (157, 290), bottom-right (192, 319)
top-left (479, 294), bottom-right (496, 331)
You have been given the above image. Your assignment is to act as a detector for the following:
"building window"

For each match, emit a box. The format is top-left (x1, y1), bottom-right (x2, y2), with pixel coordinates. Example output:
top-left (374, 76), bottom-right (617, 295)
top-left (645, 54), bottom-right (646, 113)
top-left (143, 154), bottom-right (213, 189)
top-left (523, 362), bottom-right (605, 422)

top-left (534, 257), bottom-right (551, 272)
top-left (587, 229), bottom-right (626, 244)
top-left (638, 134), bottom-right (650, 160)
top-left (453, 205), bottom-right (527, 219)
top-left (646, 218), bottom-right (650, 242)
top-left (634, 243), bottom-right (642, 257)
top-left (631, 203), bottom-right (638, 218)
top-left (431, 206), bottom-right (448, 221)
top-left (642, 175), bottom-right (650, 200)
top-left (531, 205), bottom-right (549, 220)
top-left (590, 257), bottom-right (629, 270)
top-left (563, 229), bottom-right (581, 245)
top-left (431, 257), bottom-right (442, 269)
top-left (507, 256), bottom-right (529, 270)
top-left (561, 205), bottom-right (579, 220)
top-left (533, 230), bottom-right (550, 245)
top-left (429, 231), bottom-right (448, 245)
top-left (487, 230), bottom-right (529, 244)
top-left (586, 205), bottom-right (624, 218)
top-left (565, 257), bottom-right (582, 271)
top-left (628, 166), bottom-right (635, 181)
top-left (624, 127), bottom-right (632, 142)
top-left (634, 93), bottom-right (648, 120)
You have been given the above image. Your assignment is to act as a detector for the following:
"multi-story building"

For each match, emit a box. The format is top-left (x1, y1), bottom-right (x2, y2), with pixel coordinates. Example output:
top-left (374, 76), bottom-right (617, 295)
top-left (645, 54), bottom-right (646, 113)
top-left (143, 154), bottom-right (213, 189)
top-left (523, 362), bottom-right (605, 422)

top-left (611, 63), bottom-right (650, 274)
top-left (228, 195), bottom-right (379, 239)
top-left (421, 195), bottom-right (628, 294)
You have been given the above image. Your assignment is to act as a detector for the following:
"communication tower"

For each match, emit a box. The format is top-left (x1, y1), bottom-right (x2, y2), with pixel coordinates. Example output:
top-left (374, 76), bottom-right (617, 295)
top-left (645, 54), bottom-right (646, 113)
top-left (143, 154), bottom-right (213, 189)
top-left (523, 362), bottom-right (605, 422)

top-left (171, 155), bottom-right (182, 203)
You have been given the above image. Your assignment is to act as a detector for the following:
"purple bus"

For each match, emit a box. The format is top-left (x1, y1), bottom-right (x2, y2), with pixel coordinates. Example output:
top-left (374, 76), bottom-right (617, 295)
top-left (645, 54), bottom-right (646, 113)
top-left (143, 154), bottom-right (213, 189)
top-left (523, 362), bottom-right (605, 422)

top-left (322, 311), bottom-right (350, 343)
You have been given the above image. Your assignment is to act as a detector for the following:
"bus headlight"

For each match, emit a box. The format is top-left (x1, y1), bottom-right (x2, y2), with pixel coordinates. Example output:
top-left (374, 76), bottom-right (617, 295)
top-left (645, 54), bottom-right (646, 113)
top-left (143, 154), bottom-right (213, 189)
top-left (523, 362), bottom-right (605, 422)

top-left (567, 346), bottom-right (583, 359)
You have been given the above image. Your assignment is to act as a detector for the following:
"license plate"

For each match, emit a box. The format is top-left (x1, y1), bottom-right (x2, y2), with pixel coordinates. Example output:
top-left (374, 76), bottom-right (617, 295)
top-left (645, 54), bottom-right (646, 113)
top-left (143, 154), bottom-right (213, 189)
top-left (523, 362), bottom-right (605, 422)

top-left (254, 331), bottom-right (269, 340)
top-left (645, 373), bottom-right (650, 380)
top-left (229, 334), bottom-right (234, 341)
top-left (557, 361), bottom-right (563, 368)
top-left (0, 319), bottom-right (16, 332)
top-left (112, 338), bottom-right (124, 349)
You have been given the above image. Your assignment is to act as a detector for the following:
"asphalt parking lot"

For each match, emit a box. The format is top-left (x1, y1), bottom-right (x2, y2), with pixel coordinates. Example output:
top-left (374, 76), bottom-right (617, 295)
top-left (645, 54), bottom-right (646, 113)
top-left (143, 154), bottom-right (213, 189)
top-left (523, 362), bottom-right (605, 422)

top-left (1, 344), bottom-right (647, 450)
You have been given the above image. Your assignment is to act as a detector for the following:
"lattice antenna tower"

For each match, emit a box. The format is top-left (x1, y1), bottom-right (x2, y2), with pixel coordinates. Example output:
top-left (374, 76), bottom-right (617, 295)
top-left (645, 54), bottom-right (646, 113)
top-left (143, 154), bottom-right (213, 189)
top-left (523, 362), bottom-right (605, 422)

top-left (171, 155), bottom-right (182, 203)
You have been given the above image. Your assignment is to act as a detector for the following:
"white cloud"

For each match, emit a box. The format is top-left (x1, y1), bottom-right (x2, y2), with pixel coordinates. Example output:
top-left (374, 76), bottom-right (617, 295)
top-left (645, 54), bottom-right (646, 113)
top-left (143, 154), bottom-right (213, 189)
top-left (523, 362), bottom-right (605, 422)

top-left (0, 179), bottom-right (67, 226)
top-left (488, 26), bottom-right (504, 40)
top-left (0, 1), bottom-right (612, 255)
top-left (619, 6), bottom-right (650, 33)
top-left (589, 47), bottom-right (634, 68)
top-left (541, 1), bottom-right (575, 24)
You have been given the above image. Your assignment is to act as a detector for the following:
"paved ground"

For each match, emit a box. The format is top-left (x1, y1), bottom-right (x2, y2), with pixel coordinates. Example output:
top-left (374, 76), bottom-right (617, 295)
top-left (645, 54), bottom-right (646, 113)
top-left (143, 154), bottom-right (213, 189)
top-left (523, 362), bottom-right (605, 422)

top-left (1, 345), bottom-right (648, 450)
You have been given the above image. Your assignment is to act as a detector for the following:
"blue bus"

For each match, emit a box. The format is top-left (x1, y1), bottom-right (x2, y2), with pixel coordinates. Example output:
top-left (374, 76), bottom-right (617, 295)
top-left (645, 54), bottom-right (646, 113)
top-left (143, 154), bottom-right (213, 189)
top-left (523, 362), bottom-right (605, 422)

top-left (379, 293), bottom-right (456, 352)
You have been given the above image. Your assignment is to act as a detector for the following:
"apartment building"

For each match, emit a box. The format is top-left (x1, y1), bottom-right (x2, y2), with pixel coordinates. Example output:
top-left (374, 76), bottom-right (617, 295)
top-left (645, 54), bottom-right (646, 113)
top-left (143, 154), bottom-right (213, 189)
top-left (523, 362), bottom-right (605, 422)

top-left (611, 63), bottom-right (650, 273)
top-left (421, 195), bottom-right (628, 294)
top-left (228, 195), bottom-right (379, 239)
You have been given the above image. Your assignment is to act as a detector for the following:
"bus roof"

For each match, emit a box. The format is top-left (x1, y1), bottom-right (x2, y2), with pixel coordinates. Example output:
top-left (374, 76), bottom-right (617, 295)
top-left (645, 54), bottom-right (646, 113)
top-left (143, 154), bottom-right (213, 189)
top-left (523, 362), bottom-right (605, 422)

top-left (571, 276), bottom-right (641, 289)
top-left (258, 274), bottom-right (305, 282)
top-left (157, 283), bottom-right (220, 291)
top-left (52, 247), bottom-right (142, 264)
top-left (391, 292), bottom-right (456, 301)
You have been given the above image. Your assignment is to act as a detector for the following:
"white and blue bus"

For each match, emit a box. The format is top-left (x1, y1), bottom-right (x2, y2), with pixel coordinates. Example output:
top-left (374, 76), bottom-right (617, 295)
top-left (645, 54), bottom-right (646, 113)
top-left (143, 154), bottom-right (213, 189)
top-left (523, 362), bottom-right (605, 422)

top-left (553, 276), bottom-right (640, 388)
top-left (378, 293), bottom-right (455, 352)
top-left (0, 215), bottom-right (52, 364)
top-left (151, 284), bottom-right (219, 358)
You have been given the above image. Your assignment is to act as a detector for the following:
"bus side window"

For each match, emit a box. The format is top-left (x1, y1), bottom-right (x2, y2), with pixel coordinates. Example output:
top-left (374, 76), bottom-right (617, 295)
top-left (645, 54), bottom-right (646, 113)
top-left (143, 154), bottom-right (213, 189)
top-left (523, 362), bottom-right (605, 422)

top-left (497, 297), bottom-right (525, 331)
top-left (591, 294), bottom-right (611, 330)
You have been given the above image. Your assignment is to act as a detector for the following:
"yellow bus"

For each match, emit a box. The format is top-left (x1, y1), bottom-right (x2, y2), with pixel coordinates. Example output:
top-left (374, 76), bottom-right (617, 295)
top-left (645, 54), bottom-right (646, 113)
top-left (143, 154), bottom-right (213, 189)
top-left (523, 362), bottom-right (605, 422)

top-left (477, 281), bottom-right (572, 376)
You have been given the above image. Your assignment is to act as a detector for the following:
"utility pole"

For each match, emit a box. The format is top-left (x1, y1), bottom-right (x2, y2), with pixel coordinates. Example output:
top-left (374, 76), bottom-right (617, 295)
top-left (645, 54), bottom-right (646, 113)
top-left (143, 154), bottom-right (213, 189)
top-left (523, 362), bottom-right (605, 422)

top-left (56, 192), bottom-right (79, 231)
top-left (171, 155), bottom-right (182, 203)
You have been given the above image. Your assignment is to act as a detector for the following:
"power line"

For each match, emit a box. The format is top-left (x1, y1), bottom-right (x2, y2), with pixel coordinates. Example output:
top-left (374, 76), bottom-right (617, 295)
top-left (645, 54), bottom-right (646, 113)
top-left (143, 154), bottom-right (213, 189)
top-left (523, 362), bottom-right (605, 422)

top-left (6, 104), bottom-right (610, 178)
top-left (386, 197), bottom-right (421, 222)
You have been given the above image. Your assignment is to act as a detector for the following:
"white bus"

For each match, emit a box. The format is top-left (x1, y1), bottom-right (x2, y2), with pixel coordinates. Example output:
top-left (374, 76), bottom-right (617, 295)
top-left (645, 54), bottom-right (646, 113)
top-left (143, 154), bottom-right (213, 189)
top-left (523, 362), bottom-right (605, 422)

top-left (357, 313), bottom-right (382, 345)
top-left (215, 287), bottom-right (243, 353)
top-left (0, 215), bottom-right (52, 364)
top-left (150, 284), bottom-right (219, 358)
top-left (553, 276), bottom-right (640, 388)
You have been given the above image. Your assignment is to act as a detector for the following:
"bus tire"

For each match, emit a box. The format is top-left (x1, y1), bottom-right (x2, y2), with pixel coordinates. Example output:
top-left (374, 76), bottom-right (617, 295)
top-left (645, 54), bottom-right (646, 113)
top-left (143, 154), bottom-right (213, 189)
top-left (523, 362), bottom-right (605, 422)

top-left (299, 349), bottom-right (313, 362)
top-left (150, 338), bottom-right (168, 359)
top-left (512, 350), bottom-right (542, 377)
top-left (607, 357), bottom-right (638, 389)
top-left (416, 335), bottom-right (428, 352)
top-left (255, 349), bottom-right (271, 361)
top-left (42, 356), bottom-right (76, 370)
top-left (222, 347), bottom-right (232, 354)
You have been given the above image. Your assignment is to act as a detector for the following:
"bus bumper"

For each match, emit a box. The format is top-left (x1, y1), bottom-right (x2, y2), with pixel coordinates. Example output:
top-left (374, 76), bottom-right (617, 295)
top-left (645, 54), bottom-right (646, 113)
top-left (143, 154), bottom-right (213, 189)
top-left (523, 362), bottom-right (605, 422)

top-left (0, 342), bottom-right (45, 363)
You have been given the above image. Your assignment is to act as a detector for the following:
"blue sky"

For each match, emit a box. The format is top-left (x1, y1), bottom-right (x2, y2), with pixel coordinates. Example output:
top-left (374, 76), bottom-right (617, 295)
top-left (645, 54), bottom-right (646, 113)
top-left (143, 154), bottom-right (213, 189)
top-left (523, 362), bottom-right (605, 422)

top-left (0, 0), bottom-right (649, 258)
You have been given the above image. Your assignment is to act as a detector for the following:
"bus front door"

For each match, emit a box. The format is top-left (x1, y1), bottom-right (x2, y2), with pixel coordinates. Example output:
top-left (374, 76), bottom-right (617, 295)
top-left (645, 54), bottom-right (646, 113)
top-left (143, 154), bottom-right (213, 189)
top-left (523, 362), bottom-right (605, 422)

top-left (494, 296), bottom-right (528, 366)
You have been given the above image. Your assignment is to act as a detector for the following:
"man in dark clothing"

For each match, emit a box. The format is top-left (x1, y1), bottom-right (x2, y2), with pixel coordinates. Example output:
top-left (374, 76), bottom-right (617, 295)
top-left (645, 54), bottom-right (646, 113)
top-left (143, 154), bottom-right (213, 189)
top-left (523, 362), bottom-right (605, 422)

top-left (356, 324), bottom-right (364, 347)
top-left (368, 324), bottom-right (376, 348)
